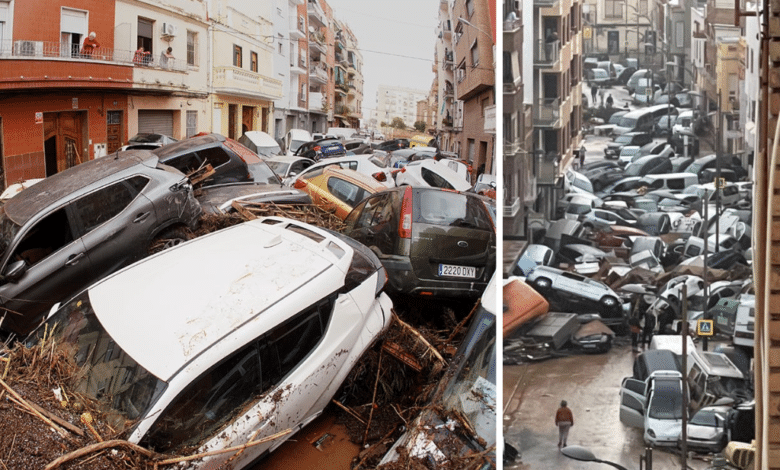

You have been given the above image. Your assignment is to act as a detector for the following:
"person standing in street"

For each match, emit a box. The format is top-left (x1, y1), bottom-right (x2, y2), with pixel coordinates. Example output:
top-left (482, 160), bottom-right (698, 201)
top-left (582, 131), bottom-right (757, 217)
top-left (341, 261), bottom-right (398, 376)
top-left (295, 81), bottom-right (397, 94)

top-left (555, 400), bottom-right (574, 448)
top-left (579, 145), bottom-right (586, 168)
top-left (606, 93), bottom-right (614, 108)
top-left (590, 84), bottom-right (598, 107)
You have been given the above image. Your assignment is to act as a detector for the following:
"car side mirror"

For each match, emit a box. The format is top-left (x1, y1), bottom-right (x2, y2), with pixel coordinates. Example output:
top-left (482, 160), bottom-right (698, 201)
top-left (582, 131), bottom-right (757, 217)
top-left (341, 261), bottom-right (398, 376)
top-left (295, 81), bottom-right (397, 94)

top-left (3, 260), bottom-right (27, 282)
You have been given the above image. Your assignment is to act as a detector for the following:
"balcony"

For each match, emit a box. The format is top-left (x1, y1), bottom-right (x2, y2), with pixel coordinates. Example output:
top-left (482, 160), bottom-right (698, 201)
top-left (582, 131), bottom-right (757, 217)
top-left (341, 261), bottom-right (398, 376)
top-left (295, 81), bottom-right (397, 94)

top-left (308, 31), bottom-right (326, 54)
top-left (307, 0), bottom-right (325, 26)
top-left (213, 65), bottom-right (282, 100)
top-left (334, 104), bottom-right (352, 117)
top-left (309, 61), bottom-right (327, 84)
top-left (534, 39), bottom-right (559, 66)
top-left (290, 18), bottom-right (306, 40)
top-left (0, 39), bottom-right (192, 71)
top-left (534, 0), bottom-right (559, 5)
top-left (290, 54), bottom-right (307, 75)
top-left (441, 21), bottom-right (452, 40)
top-left (533, 97), bottom-right (560, 127)
top-left (335, 81), bottom-right (349, 95)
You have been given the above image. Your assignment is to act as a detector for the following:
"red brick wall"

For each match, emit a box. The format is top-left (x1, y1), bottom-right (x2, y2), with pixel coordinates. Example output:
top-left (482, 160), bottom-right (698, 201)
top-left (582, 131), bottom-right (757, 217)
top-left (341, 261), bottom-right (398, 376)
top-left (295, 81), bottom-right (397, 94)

top-left (0, 93), bottom-right (128, 184)
top-left (14, 0), bottom-right (115, 49)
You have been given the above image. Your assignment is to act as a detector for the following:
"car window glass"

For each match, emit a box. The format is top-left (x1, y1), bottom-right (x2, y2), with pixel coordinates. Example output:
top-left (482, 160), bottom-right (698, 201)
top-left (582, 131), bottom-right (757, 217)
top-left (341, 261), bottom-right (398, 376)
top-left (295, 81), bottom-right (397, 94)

top-left (167, 152), bottom-right (203, 174)
top-left (420, 167), bottom-right (455, 190)
top-left (668, 178), bottom-right (685, 190)
top-left (415, 191), bottom-right (493, 231)
top-left (74, 176), bottom-right (149, 234)
top-left (143, 299), bottom-right (331, 452)
top-left (197, 147), bottom-right (231, 169)
top-left (10, 208), bottom-right (74, 268)
top-left (327, 177), bottom-right (361, 206)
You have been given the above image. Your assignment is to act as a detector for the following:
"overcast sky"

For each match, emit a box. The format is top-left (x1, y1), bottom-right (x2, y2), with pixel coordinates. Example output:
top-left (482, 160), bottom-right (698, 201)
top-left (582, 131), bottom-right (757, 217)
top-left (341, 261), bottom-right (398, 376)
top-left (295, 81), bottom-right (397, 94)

top-left (325, 0), bottom-right (440, 119)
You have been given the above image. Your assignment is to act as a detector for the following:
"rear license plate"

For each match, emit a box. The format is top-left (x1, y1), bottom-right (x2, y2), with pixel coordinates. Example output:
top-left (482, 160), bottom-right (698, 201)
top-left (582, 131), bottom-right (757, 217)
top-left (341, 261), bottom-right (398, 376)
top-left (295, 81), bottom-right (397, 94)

top-left (438, 264), bottom-right (476, 278)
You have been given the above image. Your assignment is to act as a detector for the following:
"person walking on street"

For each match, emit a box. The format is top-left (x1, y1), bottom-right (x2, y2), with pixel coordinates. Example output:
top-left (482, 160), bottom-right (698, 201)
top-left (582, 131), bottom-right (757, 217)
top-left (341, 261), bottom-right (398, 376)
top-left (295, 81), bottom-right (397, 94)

top-left (579, 145), bottom-right (586, 168)
top-left (555, 400), bottom-right (574, 448)
top-left (642, 311), bottom-right (656, 349)
top-left (606, 93), bottom-right (614, 108)
top-left (590, 84), bottom-right (598, 107)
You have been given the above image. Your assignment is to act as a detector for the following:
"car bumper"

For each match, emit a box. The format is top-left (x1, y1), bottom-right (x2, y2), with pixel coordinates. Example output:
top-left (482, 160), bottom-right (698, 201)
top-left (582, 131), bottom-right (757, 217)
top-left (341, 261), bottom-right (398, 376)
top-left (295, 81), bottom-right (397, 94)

top-left (381, 257), bottom-right (490, 299)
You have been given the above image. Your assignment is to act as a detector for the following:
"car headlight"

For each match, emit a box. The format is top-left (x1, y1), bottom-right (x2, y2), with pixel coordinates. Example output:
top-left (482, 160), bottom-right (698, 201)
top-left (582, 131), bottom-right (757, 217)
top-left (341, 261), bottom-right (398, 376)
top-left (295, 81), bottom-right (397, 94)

top-left (647, 429), bottom-right (656, 438)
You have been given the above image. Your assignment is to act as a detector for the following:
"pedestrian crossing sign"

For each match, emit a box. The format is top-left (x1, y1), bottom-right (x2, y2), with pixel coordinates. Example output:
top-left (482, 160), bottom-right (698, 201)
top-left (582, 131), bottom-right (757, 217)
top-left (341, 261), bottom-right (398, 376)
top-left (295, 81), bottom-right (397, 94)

top-left (697, 319), bottom-right (714, 336)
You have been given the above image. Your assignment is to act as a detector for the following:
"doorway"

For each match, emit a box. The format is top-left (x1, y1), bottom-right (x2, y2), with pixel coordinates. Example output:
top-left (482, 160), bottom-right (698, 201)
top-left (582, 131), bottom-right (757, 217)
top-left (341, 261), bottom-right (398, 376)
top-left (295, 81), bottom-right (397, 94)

top-left (228, 104), bottom-right (238, 139)
top-left (106, 111), bottom-right (123, 154)
top-left (43, 111), bottom-right (86, 176)
top-left (242, 106), bottom-right (255, 136)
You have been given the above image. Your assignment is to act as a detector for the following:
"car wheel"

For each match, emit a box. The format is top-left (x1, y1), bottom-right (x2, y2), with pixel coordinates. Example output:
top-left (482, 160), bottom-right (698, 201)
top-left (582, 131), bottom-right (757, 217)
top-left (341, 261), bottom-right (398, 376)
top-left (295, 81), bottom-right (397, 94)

top-left (534, 277), bottom-right (552, 290)
top-left (600, 295), bottom-right (618, 308)
top-left (148, 227), bottom-right (193, 255)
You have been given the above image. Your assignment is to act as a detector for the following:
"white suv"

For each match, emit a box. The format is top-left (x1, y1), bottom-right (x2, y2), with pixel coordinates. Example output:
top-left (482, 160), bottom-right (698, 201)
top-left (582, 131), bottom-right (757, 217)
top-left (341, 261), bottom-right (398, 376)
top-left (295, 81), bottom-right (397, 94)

top-left (30, 217), bottom-right (393, 468)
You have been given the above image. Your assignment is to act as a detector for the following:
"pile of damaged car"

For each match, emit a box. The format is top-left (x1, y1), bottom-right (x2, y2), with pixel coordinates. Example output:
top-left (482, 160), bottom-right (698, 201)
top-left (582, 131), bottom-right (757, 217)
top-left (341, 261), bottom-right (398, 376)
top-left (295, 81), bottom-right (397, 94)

top-left (0, 132), bottom-right (496, 470)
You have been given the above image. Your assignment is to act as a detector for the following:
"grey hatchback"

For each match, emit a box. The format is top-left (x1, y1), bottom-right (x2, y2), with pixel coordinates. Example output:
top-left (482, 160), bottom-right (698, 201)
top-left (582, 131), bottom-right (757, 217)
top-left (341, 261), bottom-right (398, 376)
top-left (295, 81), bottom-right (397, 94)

top-left (344, 186), bottom-right (496, 299)
top-left (0, 151), bottom-right (201, 336)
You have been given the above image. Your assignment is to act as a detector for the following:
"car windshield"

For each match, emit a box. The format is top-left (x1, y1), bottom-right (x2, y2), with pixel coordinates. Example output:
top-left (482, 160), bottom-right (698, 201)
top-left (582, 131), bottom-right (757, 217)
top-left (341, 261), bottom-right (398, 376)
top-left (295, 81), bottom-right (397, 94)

top-left (255, 145), bottom-right (282, 158)
top-left (648, 379), bottom-right (684, 419)
top-left (266, 160), bottom-right (290, 176)
top-left (690, 409), bottom-right (721, 427)
top-left (129, 134), bottom-right (166, 143)
top-left (27, 290), bottom-right (167, 433)
top-left (609, 113), bottom-right (626, 124)
top-left (615, 135), bottom-right (633, 144)
top-left (0, 206), bottom-right (21, 260)
top-left (619, 117), bottom-right (638, 128)
top-left (416, 191), bottom-right (494, 231)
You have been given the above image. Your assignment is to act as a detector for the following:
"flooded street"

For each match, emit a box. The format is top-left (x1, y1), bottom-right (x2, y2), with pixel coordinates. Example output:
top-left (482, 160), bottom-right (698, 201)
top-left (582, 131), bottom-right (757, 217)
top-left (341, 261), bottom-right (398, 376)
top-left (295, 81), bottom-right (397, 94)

top-left (503, 342), bottom-right (712, 470)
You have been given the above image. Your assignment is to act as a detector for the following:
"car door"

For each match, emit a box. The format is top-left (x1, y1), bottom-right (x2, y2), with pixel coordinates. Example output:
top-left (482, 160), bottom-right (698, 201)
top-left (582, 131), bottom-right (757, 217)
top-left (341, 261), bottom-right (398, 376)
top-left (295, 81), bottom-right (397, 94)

top-left (75, 176), bottom-right (159, 277)
top-left (0, 205), bottom-right (93, 335)
top-left (326, 176), bottom-right (370, 219)
top-left (620, 377), bottom-right (646, 428)
top-left (345, 192), bottom-right (399, 257)
top-left (410, 190), bottom-right (495, 283)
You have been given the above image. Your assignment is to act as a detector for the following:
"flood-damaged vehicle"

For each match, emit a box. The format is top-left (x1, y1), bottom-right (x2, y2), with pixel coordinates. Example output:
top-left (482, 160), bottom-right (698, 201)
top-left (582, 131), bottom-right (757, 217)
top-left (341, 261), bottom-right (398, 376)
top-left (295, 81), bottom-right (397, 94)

top-left (0, 150), bottom-right (201, 336)
top-left (526, 266), bottom-right (623, 317)
top-left (344, 186), bottom-right (495, 299)
top-left (379, 273), bottom-right (496, 467)
top-left (26, 217), bottom-right (393, 468)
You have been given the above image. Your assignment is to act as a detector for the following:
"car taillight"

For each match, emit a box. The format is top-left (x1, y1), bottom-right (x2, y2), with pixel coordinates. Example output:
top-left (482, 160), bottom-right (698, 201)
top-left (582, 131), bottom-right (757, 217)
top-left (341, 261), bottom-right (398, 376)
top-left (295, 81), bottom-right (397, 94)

top-left (314, 146), bottom-right (321, 152)
top-left (398, 186), bottom-right (413, 239)
top-left (293, 179), bottom-right (308, 189)
top-left (373, 172), bottom-right (387, 182)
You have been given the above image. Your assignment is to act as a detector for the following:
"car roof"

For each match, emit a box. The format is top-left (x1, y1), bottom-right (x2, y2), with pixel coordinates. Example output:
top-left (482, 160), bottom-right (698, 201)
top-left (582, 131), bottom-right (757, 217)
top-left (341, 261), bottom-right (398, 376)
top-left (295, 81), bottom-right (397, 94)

top-left (152, 133), bottom-right (226, 159)
top-left (88, 218), bottom-right (352, 381)
top-left (240, 131), bottom-right (277, 146)
top-left (267, 155), bottom-right (314, 164)
top-left (4, 151), bottom-right (160, 226)
top-left (320, 166), bottom-right (387, 190)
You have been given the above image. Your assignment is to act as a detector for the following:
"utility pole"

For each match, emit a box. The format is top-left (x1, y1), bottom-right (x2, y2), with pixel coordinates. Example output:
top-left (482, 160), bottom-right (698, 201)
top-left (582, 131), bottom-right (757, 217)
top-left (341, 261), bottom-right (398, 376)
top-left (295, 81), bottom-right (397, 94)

top-left (702, 189), bottom-right (709, 352)
top-left (681, 284), bottom-right (689, 469)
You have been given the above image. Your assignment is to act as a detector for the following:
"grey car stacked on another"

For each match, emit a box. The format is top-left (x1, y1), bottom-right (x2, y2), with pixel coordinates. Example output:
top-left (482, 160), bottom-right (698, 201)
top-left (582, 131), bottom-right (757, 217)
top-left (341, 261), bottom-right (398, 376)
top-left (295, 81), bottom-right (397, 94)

top-left (0, 151), bottom-right (201, 336)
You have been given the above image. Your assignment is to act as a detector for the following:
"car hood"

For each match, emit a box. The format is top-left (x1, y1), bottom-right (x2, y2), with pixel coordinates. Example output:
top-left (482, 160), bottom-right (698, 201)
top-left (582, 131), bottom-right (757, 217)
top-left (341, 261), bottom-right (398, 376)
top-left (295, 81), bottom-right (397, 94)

top-left (647, 417), bottom-right (682, 441)
top-left (686, 424), bottom-right (721, 441)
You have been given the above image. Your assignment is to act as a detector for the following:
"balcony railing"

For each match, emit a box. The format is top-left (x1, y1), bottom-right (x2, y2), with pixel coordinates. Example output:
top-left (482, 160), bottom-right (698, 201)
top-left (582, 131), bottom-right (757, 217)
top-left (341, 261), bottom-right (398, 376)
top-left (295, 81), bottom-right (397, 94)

top-left (213, 65), bottom-right (282, 99)
top-left (308, 31), bottom-right (326, 53)
top-left (310, 62), bottom-right (328, 83)
top-left (533, 39), bottom-right (559, 66)
top-left (0, 40), bottom-right (187, 71)
top-left (334, 104), bottom-right (352, 116)
top-left (533, 98), bottom-right (560, 126)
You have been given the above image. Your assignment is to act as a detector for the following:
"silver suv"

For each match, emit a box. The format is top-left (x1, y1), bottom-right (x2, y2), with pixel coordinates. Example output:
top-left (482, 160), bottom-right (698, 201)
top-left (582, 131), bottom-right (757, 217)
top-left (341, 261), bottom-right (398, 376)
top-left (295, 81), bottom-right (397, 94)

top-left (525, 265), bottom-right (622, 316)
top-left (0, 150), bottom-right (201, 336)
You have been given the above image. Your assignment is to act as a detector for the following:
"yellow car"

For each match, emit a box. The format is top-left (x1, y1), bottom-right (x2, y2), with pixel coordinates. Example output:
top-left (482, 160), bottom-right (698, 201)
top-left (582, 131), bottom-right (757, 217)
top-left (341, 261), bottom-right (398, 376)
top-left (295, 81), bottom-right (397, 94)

top-left (294, 166), bottom-right (387, 219)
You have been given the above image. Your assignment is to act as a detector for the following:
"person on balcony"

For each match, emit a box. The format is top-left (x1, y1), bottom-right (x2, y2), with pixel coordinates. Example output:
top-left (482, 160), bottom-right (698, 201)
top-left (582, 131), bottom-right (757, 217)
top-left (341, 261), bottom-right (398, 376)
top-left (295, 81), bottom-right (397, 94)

top-left (160, 47), bottom-right (174, 69)
top-left (80, 32), bottom-right (100, 58)
top-left (545, 30), bottom-right (559, 62)
top-left (133, 46), bottom-right (151, 65)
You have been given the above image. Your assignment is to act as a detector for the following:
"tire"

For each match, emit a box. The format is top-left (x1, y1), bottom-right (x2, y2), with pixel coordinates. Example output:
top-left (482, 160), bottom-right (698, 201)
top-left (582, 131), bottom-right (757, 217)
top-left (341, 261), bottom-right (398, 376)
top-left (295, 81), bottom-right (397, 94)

top-left (148, 227), bottom-right (193, 255)
top-left (600, 295), bottom-right (618, 308)
top-left (534, 277), bottom-right (552, 290)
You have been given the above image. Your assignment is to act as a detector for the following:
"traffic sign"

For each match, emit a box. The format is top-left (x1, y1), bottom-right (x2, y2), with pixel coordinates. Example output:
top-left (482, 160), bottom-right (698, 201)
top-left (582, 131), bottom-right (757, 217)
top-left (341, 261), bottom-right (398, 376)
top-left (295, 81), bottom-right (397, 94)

top-left (697, 319), bottom-right (714, 336)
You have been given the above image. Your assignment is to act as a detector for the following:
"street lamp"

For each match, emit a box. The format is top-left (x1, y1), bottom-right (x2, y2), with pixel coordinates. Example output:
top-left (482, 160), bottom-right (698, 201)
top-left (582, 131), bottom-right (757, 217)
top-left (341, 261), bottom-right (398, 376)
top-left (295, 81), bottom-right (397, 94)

top-left (561, 445), bottom-right (629, 470)
top-left (457, 17), bottom-right (493, 42)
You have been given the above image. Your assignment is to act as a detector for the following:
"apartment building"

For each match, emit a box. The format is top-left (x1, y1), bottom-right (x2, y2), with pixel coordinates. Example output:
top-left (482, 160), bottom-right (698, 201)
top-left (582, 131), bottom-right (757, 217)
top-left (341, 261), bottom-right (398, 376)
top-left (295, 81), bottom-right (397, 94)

top-left (581, 0), bottom-right (655, 64)
top-left (207, 1), bottom-right (282, 140)
top-left (375, 85), bottom-right (428, 129)
top-left (273, 0), bottom-right (307, 141)
top-left (341, 22), bottom-right (363, 129)
top-left (433, 0), bottom-right (459, 153)
top-left (0, 0), bottom-right (209, 184)
top-left (532, 0), bottom-right (584, 218)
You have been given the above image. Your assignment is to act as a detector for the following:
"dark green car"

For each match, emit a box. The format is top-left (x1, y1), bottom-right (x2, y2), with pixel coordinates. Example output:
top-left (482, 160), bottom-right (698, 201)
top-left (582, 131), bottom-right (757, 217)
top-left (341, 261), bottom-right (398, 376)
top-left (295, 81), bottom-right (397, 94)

top-left (344, 186), bottom-right (495, 299)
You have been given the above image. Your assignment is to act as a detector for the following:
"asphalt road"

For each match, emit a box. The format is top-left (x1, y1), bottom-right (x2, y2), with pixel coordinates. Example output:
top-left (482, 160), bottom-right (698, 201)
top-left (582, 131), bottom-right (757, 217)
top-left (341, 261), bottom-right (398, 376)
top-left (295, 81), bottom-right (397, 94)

top-left (503, 342), bottom-right (712, 470)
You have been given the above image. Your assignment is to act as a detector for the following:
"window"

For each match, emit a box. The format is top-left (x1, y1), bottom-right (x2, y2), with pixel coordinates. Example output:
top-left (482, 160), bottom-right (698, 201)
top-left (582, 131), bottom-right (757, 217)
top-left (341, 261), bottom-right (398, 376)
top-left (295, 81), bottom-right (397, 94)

top-left (470, 40), bottom-right (479, 67)
top-left (467, 139), bottom-right (475, 163)
top-left (233, 44), bottom-right (242, 67)
top-left (11, 208), bottom-right (75, 268)
top-left (456, 61), bottom-right (466, 83)
top-left (73, 177), bottom-right (148, 233)
top-left (197, 147), bottom-right (231, 170)
top-left (638, 0), bottom-right (648, 16)
top-left (186, 31), bottom-right (197, 66)
top-left (61, 8), bottom-right (87, 58)
top-left (327, 178), bottom-right (366, 207)
top-left (604, 0), bottom-right (622, 18)
top-left (142, 299), bottom-right (332, 451)
top-left (137, 18), bottom-right (153, 55)
top-left (250, 51), bottom-right (258, 72)
top-left (186, 110), bottom-right (197, 138)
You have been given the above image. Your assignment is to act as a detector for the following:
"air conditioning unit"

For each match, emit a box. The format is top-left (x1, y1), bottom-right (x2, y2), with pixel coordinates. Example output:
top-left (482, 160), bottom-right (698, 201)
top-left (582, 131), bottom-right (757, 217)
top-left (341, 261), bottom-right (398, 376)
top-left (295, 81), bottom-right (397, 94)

top-left (162, 23), bottom-right (177, 37)
top-left (14, 40), bottom-right (42, 57)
